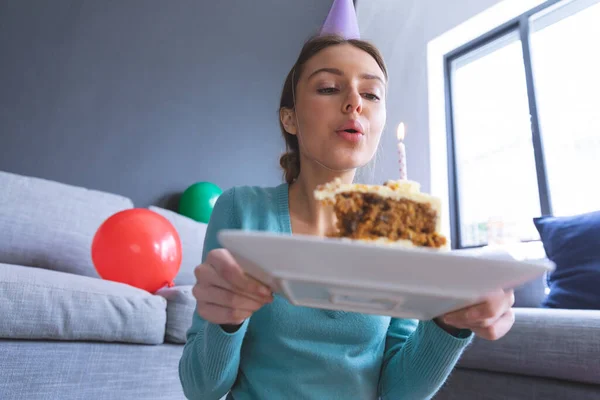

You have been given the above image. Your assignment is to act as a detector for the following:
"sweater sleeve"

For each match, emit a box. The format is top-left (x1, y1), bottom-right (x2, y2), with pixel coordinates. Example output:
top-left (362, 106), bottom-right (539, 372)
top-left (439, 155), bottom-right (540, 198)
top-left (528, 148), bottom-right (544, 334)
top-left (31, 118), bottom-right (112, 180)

top-left (178, 188), bottom-right (247, 400)
top-left (378, 318), bottom-right (473, 400)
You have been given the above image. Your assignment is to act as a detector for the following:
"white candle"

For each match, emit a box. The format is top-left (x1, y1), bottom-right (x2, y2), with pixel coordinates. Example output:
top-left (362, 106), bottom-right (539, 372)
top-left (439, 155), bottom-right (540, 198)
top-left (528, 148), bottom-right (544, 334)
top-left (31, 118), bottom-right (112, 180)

top-left (397, 123), bottom-right (407, 180)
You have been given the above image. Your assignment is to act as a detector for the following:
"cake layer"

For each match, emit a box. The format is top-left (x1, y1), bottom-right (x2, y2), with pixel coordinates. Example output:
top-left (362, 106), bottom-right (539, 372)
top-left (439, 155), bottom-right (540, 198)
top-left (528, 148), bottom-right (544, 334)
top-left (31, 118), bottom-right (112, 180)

top-left (315, 178), bottom-right (447, 249)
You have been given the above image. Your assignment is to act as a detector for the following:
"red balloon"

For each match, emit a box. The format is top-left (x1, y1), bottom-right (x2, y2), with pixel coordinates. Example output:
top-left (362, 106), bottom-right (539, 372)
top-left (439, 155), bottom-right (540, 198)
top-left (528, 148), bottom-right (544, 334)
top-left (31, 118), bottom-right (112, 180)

top-left (91, 208), bottom-right (182, 293)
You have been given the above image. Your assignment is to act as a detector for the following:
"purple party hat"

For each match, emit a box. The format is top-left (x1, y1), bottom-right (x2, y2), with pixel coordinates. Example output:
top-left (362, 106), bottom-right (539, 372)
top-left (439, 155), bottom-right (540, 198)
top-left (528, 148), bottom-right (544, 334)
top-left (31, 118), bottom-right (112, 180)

top-left (320, 0), bottom-right (360, 39)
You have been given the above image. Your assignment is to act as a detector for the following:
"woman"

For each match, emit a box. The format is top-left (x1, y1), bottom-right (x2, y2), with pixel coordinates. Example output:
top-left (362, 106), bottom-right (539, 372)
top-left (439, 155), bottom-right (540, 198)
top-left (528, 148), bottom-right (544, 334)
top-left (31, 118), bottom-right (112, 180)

top-left (179, 34), bottom-right (515, 400)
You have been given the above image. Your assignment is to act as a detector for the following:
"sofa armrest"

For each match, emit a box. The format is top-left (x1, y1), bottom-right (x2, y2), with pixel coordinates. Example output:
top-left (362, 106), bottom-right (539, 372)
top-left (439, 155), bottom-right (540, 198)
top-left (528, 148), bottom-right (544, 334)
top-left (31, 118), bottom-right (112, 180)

top-left (458, 308), bottom-right (600, 385)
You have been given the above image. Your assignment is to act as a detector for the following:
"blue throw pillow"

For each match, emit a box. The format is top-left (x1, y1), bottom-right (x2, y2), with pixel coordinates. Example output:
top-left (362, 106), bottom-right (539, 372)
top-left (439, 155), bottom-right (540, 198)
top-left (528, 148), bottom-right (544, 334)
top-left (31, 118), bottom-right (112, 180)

top-left (533, 211), bottom-right (600, 310)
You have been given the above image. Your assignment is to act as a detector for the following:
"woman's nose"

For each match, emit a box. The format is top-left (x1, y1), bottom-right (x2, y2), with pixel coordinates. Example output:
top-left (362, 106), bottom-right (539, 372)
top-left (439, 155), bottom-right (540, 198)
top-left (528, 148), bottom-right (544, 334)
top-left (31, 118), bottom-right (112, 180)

top-left (343, 90), bottom-right (362, 114)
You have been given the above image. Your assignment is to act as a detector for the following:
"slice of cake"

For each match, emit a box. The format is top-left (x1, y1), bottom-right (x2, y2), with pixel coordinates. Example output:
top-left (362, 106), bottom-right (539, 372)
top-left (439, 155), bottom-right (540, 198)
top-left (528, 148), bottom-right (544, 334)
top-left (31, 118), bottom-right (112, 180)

top-left (314, 178), bottom-right (448, 249)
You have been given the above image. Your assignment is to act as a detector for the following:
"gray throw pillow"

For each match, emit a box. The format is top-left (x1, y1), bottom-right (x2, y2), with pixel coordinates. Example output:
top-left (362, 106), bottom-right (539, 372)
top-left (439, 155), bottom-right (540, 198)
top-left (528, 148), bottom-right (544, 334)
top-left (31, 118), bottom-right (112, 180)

top-left (0, 170), bottom-right (133, 277)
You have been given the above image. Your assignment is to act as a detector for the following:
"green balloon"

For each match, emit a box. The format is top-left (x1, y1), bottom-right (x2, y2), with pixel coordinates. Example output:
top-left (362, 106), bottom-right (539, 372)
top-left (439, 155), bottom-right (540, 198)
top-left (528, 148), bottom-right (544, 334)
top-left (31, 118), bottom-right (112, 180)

top-left (178, 182), bottom-right (223, 223)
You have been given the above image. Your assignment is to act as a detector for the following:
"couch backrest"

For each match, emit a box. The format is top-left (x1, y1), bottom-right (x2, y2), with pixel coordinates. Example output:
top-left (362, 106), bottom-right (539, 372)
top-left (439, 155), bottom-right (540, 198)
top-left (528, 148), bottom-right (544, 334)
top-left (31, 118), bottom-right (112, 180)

top-left (0, 170), bottom-right (134, 277)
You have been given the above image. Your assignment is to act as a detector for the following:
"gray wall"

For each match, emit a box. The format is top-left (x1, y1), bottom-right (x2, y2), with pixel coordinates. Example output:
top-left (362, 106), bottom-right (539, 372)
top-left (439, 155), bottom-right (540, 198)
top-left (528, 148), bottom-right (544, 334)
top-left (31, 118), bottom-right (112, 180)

top-left (1, 0), bottom-right (507, 207)
top-left (357, 0), bottom-right (504, 192)
top-left (0, 0), bottom-right (332, 207)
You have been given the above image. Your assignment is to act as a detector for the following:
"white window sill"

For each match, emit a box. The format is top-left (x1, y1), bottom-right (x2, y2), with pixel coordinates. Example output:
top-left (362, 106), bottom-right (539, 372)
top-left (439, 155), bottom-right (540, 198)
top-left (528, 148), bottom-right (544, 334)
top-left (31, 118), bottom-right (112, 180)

top-left (454, 240), bottom-right (548, 262)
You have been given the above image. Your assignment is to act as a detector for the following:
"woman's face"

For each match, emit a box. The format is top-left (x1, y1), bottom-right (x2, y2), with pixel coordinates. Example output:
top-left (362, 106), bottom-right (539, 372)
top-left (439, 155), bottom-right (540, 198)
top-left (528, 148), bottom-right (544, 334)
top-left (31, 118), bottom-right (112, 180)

top-left (283, 44), bottom-right (387, 172)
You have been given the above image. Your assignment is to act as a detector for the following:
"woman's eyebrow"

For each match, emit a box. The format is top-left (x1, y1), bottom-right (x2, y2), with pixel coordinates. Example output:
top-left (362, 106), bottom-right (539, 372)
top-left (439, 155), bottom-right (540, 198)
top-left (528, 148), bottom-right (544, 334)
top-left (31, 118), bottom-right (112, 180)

top-left (308, 67), bottom-right (385, 85)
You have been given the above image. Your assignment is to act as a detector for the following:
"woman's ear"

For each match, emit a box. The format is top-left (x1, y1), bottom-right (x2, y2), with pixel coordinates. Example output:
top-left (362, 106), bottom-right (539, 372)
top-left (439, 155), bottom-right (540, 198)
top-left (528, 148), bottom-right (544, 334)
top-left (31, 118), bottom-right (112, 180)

top-left (280, 108), bottom-right (298, 136)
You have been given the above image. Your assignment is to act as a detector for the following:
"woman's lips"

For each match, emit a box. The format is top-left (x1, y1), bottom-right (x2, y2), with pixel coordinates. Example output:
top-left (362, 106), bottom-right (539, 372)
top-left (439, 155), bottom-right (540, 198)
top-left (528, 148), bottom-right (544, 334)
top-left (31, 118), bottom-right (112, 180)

top-left (337, 119), bottom-right (364, 134)
top-left (336, 130), bottom-right (364, 143)
top-left (335, 119), bottom-right (365, 143)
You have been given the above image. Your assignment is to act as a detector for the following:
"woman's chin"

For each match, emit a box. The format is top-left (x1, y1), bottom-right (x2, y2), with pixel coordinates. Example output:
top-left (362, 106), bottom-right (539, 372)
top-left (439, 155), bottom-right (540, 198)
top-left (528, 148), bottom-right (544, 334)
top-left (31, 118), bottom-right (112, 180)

top-left (305, 146), bottom-right (374, 173)
top-left (322, 156), bottom-right (371, 172)
top-left (334, 150), bottom-right (374, 169)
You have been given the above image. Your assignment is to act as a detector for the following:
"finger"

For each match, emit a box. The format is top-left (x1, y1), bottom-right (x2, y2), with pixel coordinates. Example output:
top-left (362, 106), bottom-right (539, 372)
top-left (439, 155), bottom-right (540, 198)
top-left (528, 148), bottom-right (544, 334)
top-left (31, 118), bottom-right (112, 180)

top-left (507, 289), bottom-right (516, 307)
top-left (472, 309), bottom-right (515, 341)
top-left (469, 290), bottom-right (515, 328)
top-left (193, 262), bottom-right (233, 294)
top-left (208, 249), bottom-right (272, 296)
top-left (196, 285), bottom-right (271, 312)
top-left (196, 302), bottom-right (253, 325)
top-left (472, 309), bottom-right (507, 329)
top-left (442, 290), bottom-right (503, 321)
top-left (193, 262), bottom-right (272, 306)
top-left (445, 308), bottom-right (505, 330)
top-left (443, 289), bottom-right (512, 327)
top-left (194, 263), bottom-right (214, 285)
top-left (208, 264), bottom-right (274, 305)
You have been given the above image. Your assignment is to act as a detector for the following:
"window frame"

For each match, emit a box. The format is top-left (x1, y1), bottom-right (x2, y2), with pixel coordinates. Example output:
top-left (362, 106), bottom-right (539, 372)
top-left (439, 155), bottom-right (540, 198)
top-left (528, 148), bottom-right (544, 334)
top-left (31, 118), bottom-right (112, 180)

top-left (441, 0), bottom-right (573, 249)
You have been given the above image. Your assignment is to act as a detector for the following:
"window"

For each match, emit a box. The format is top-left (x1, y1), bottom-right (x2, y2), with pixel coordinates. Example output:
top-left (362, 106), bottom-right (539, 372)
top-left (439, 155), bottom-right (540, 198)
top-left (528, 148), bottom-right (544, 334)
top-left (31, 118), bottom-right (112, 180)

top-left (445, 0), bottom-right (600, 248)
top-left (529, 0), bottom-right (600, 217)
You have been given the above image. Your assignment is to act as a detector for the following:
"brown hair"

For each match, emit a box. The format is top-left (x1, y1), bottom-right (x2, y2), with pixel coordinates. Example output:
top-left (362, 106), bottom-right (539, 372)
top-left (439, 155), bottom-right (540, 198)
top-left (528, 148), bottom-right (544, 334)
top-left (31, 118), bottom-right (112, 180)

top-left (279, 34), bottom-right (388, 184)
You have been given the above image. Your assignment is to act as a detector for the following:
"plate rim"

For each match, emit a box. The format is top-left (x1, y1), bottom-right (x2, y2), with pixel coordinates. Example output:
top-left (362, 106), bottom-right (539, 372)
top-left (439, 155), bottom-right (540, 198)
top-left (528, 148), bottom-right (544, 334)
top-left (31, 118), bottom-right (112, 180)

top-left (218, 229), bottom-right (554, 273)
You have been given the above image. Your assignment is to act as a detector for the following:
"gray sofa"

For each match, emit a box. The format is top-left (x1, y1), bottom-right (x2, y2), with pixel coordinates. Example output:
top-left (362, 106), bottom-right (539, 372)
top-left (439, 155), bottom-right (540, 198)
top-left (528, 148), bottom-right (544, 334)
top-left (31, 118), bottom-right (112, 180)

top-left (435, 251), bottom-right (600, 398)
top-left (0, 170), bottom-right (200, 399)
top-left (1, 170), bottom-right (599, 400)
top-left (437, 309), bottom-right (600, 399)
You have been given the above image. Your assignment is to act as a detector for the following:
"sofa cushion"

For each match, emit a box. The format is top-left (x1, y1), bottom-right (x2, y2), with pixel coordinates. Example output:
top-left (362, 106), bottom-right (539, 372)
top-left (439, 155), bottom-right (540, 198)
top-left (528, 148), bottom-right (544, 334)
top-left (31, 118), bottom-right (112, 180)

top-left (0, 170), bottom-right (134, 278)
top-left (149, 206), bottom-right (207, 286)
top-left (534, 211), bottom-right (600, 309)
top-left (458, 307), bottom-right (600, 385)
top-left (0, 340), bottom-right (186, 400)
top-left (0, 263), bottom-right (167, 344)
top-left (156, 285), bottom-right (195, 344)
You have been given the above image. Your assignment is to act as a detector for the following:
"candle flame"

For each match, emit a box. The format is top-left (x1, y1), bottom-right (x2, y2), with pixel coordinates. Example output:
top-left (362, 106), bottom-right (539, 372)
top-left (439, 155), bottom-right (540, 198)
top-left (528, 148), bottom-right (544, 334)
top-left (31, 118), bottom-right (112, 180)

top-left (396, 122), bottom-right (405, 141)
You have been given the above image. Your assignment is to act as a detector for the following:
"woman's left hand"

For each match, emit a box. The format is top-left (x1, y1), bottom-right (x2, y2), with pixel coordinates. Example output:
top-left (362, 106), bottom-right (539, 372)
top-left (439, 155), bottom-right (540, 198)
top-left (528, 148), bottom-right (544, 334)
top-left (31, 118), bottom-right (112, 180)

top-left (435, 289), bottom-right (516, 340)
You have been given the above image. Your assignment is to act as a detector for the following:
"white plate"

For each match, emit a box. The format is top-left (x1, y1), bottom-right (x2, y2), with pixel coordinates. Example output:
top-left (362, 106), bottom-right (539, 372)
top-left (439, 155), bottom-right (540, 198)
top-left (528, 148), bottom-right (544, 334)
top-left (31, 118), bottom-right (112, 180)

top-left (218, 230), bottom-right (554, 320)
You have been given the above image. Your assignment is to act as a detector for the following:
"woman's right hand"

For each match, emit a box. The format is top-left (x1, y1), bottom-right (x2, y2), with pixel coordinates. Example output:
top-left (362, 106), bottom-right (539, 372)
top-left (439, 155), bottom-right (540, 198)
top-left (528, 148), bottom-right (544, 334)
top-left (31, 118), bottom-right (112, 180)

top-left (193, 248), bottom-right (274, 328)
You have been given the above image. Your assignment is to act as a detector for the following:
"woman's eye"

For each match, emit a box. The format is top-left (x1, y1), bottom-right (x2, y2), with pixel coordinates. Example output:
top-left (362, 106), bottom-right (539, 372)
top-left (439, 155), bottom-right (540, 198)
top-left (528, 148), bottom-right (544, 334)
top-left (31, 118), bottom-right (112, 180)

top-left (363, 93), bottom-right (381, 101)
top-left (317, 87), bottom-right (339, 94)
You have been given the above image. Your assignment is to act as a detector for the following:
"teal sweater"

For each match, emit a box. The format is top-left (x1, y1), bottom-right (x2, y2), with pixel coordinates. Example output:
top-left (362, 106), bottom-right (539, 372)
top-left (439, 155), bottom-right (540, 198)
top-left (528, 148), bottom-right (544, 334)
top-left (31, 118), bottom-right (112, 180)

top-left (179, 183), bottom-right (472, 400)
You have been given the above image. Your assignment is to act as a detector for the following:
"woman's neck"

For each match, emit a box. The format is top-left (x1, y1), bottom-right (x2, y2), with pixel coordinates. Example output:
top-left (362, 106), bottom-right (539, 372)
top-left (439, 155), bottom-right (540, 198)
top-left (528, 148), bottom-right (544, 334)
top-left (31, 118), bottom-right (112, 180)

top-left (288, 165), bottom-right (355, 237)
